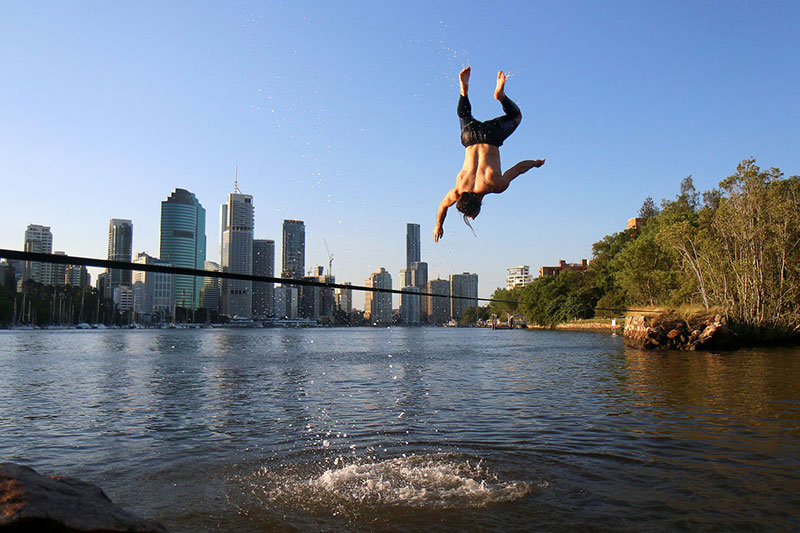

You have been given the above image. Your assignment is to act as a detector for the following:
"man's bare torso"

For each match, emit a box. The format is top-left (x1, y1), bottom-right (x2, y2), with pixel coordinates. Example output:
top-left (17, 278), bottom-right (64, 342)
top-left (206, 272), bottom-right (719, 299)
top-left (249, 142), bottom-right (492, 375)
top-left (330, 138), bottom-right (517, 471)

top-left (456, 144), bottom-right (508, 195)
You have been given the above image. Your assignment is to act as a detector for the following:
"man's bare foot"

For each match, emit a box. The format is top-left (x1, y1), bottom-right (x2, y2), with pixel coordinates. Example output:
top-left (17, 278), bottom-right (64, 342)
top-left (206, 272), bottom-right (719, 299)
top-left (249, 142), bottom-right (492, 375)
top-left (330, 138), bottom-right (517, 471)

top-left (459, 66), bottom-right (471, 96)
top-left (494, 70), bottom-right (506, 100)
top-left (532, 159), bottom-right (545, 168)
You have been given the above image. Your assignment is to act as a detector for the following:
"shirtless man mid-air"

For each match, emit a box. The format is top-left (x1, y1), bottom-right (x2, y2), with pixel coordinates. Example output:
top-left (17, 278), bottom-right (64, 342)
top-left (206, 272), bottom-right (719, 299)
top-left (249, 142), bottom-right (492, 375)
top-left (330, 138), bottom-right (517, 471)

top-left (433, 67), bottom-right (544, 242)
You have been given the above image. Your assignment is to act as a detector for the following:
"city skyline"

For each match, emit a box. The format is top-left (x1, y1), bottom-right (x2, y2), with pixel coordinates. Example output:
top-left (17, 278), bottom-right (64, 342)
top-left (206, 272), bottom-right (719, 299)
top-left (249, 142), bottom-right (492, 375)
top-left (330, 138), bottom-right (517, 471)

top-left (2, 3), bottom-right (798, 299)
top-left (8, 191), bottom-right (488, 318)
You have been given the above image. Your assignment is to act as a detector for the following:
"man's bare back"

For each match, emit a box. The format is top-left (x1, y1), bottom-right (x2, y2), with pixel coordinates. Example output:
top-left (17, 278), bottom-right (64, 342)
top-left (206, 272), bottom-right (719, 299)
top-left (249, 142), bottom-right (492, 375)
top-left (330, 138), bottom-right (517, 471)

top-left (433, 67), bottom-right (544, 242)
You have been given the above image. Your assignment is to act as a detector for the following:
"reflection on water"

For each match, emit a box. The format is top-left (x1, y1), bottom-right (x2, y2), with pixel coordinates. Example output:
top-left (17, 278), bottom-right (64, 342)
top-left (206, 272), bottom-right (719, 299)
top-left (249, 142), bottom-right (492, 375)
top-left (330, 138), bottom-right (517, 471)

top-left (0, 329), bottom-right (798, 531)
top-left (623, 347), bottom-right (800, 432)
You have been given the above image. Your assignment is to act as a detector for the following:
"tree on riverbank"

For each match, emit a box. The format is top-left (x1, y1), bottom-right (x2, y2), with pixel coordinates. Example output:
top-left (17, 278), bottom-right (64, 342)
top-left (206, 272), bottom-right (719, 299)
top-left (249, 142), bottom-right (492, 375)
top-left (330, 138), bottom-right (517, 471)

top-left (490, 271), bottom-right (600, 327)
top-left (498, 159), bottom-right (800, 340)
top-left (665, 160), bottom-right (800, 339)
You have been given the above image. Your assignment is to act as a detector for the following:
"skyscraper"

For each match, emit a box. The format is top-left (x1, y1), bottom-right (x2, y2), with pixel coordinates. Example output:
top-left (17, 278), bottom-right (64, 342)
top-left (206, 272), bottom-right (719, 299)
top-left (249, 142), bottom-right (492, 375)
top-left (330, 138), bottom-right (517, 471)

top-left (252, 239), bottom-right (275, 318)
top-left (402, 223), bottom-right (427, 323)
top-left (201, 261), bottom-right (220, 312)
top-left (274, 286), bottom-right (298, 319)
top-left (336, 282), bottom-right (353, 313)
top-left (409, 261), bottom-right (428, 290)
top-left (450, 272), bottom-right (478, 321)
top-left (406, 223), bottom-right (420, 268)
top-left (160, 188), bottom-right (206, 309)
top-left (425, 278), bottom-right (451, 325)
top-left (365, 267), bottom-right (392, 325)
top-left (132, 252), bottom-right (174, 323)
top-left (282, 220), bottom-right (305, 279)
top-left (220, 191), bottom-right (254, 317)
top-left (401, 286), bottom-right (421, 325)
top-left (51, 251), bottom-right (67, 287)
top-left (22, 224), bottom-right (53, 285)
top-left (107, 218), bottom-right (133, 293)
top-left (65, 265), bottom-right (90, 288)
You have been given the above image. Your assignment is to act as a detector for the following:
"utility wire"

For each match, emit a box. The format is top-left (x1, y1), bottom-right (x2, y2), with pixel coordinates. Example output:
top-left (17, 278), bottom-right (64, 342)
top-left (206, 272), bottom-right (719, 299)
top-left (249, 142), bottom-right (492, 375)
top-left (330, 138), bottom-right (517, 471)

top-left (0, 249), bottom-right (651, 313)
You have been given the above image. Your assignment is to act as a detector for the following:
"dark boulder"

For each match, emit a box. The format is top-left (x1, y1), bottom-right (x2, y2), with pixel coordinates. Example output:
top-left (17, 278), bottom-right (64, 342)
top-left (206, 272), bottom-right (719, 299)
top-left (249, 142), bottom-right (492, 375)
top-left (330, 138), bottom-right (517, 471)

top-left (0, 462), bottom-right (166, 532)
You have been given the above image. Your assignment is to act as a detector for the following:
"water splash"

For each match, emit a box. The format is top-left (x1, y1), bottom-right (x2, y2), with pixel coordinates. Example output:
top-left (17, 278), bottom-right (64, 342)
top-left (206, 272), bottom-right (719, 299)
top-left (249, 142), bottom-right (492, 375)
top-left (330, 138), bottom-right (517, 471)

top-left (311, 454), bottom-right (531, 508)
top-left (242, 453), bottom-right (536, 514)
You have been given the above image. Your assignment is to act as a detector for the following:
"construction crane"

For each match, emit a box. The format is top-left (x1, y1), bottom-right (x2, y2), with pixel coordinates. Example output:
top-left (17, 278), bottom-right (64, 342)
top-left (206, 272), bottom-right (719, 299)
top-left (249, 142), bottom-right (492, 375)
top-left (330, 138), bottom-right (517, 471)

top-left (323, 239), bottom-right (333, 277)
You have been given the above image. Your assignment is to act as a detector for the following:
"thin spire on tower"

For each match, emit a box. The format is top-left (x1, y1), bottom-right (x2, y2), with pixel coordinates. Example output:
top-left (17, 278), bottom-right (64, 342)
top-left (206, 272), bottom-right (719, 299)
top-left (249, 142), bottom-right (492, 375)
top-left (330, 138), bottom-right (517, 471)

top-left (233, 165), bottom-right (241, 193)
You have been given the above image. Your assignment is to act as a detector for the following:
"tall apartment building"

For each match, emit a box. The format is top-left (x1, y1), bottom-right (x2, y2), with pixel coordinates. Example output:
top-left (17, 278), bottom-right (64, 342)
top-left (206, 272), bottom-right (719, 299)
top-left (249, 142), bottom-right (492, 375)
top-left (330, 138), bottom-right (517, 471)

top-left (281, 220), bottom-right (305, 279)
top-left (406, 223), bottom-right (420, 267)
top-left (51, 251), bottom-right (67, 287)
top-left (113, 286), bottom-right (134, 312)
top-left (274, 286), bottom-right (298, 319)
top-left (220, 191), bottom-right (254, 317)
top-left (450, 272), bottom-right (478, 321)
top-left (252, 239), bottom-right (275, 317)
top-left (506, 265), bottom-right (533, 289)
top-left (107, 219), bottom-right (133, 294)
top-left (336, 282), bottom-right (353, 313)
top-left (65, 265), bottom-right (90, 288)
top-left (132, 252), bottom-right (174, 323)
top-left (298, 265), bottom-right (335, 320)
top-left (365, 267), bottom-right (392, 325)
top-left (160, 189), bottom-right (206, 309)
top-left (22, 224), bottom-right (53, 285)
top-left (401, 286), bottom-right (421, 325)
top-left (425, 278), bottom-right (451, 325)
top-left (401, 223), bottom-right (428, 324)
top-left (201, 261), bottom-right (220, 312)
top-left (409, 261), bottom-right (428, 290)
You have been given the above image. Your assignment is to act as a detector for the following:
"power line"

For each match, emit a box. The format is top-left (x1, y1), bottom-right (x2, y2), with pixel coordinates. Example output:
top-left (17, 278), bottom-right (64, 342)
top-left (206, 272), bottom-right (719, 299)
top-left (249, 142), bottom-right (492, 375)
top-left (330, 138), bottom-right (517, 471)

top-left (0, 249), bottom-right (494, 303)
top-left (0, 248), bottom-right (650, 313)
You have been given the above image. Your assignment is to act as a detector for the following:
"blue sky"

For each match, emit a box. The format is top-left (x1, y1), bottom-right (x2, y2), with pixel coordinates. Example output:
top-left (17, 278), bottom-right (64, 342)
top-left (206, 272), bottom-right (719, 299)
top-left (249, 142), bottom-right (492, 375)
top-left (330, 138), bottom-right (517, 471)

top-left (2, 1), bottom-right (798, 304)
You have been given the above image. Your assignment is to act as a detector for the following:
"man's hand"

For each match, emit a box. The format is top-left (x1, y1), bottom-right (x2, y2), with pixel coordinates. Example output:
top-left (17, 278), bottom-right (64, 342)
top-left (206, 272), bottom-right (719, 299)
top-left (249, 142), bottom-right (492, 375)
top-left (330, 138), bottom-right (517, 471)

top-left (433, 224), bottom-right (444, 243)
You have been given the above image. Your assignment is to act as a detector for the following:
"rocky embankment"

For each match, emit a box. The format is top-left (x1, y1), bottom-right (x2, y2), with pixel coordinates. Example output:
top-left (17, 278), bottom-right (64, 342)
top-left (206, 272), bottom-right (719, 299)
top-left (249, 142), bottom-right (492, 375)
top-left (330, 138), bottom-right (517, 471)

top-left (624, 313), bottom-right (741, 351)
top-left (0, 462), bottom-right (166, 532)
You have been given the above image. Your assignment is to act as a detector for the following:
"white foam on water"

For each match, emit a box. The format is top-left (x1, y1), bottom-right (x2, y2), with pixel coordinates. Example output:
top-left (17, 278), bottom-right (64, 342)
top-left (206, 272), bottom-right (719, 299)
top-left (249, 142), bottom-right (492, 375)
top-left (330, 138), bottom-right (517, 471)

top-left (249, 453), bottom-right (536, 512)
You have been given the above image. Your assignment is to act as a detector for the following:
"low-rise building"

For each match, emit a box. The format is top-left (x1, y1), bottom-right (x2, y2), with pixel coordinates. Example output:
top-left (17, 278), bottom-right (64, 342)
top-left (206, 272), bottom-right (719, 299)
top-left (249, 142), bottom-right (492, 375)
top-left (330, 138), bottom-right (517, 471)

top-left (506, 265), bottom-right (533, 289)
top-left (539, 259), bottom-right (589, 278)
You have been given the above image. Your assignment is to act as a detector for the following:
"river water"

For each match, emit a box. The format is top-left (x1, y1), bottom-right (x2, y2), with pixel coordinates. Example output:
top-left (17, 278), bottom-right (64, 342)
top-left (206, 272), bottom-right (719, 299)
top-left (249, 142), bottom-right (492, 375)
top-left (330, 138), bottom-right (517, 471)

top-left (1, 328), bottom-right (798, 531)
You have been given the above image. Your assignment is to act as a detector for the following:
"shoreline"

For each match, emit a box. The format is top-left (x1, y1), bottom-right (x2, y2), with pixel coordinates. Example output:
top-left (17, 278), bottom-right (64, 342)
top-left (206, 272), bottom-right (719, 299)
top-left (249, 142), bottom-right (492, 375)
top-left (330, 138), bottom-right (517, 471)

top-left (527, 320), bottom-right (619, 332)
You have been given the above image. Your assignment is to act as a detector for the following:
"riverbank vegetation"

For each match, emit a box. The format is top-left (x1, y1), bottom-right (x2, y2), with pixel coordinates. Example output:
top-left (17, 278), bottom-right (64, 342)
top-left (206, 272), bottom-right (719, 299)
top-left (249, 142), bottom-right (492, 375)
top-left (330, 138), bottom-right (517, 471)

top-left (490, 159), bottom-right (800, 343)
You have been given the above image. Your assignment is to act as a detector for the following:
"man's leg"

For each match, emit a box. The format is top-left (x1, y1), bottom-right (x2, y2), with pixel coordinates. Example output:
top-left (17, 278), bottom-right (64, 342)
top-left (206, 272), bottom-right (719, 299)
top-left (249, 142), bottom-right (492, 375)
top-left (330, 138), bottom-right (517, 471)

top-left (501, 159), bottom-right (546, 186)
top-left (484, 71), bottom-right (522, 144)
top-left (458, 67), bottom-right (474, 128)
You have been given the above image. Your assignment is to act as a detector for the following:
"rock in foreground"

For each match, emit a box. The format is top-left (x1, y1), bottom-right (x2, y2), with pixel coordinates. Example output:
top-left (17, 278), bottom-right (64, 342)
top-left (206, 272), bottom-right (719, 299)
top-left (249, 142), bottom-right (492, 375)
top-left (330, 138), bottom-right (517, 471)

top-left (0, 462), bottom-right (166, 532)
top-left (624, 314), bottom-right (741, 351)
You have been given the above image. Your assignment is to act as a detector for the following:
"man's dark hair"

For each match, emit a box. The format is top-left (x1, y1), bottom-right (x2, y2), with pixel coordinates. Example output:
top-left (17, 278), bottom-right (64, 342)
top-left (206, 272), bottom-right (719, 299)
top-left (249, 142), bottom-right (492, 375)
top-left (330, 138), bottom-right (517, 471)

top-left (456, 192), bottom-right (483, 227)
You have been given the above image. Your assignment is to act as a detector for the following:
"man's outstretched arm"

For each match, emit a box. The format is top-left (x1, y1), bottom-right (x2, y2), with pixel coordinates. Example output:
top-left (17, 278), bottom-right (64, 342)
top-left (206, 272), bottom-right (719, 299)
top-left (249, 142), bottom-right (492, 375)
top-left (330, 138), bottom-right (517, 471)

top-left (433, 188), bottom-right (458, 242)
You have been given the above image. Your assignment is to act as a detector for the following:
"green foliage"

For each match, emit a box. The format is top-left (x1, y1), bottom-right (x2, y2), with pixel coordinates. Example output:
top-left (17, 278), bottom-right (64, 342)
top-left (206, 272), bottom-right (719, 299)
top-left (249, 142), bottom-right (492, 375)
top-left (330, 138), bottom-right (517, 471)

top-left (488, 287), bottom-right (521, 318)
top-left (492, 159), bottom-right (800, 342)
top-left (0, 281), bottom-right (109, 326)
top-left (517, 271), bottom-right (600, 327)
top-left (709, 161), bottom-right (800, 331)
top-left (638, 196), bottom-right (659, 220)
top-left (459, 305), bottom-right (490, 325)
